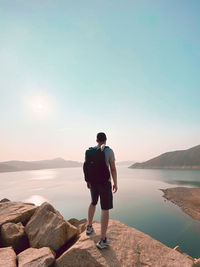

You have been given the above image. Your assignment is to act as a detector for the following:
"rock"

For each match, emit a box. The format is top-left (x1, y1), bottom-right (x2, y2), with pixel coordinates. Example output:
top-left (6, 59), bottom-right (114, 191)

top-left (194, 258), bottom-right (200, 267)
top-left (173, 245), bottom-right (182, 253)
top-left (25, 202), bottom-right (78, 251)
top-left (0, 198), bottom-right (10, 203)
top-left (65, 221), bottom-right (78, 240)
top-left (68, 218), bottom-right (87, 234)
top-left (0, 247), bottom-right (16, 267)
top-left (17, 247), bottom-right (55, 267)
top-left (55, 219), bottom-right (194, 267)
top-left (1, 222), bottom-right (29, 253)
top-left (0, 201), bottom-right (37, 226)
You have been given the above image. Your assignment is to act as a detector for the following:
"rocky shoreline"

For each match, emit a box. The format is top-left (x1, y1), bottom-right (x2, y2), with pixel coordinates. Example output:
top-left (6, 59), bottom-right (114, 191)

top-left (0, 198), bottom-right (200, 266)
top-left (161, 187), bottom-right (200, 221)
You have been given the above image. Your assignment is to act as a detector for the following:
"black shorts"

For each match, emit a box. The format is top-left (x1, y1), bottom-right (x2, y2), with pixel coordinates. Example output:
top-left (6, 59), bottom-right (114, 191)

top-left (90, 181), bottom-right (113, 210)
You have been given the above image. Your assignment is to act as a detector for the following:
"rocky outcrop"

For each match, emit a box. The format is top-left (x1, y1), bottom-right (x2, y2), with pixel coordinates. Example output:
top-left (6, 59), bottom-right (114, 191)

top-left (25, 202), bottom-right (78, 251)
top-left (1, 222), bottom-right (28, 253)
top-left (55, 219), bottom-right (194, 267)
top-left (1, 199), bottom-right (200, 266)
top-left (17, 247), bottom-right (55, 267)
top-left (68, 218), bottom-right (87, 234)
top-left (0, 200), bottom-right (37, 226)
top-left (161, 187), bottom-right (200, 221)
top-left (0, 247), bottom-right (16, 267)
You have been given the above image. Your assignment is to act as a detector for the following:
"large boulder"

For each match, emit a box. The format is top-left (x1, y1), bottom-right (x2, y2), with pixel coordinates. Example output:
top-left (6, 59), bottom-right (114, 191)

top-left (55, 219), bottom-right (195, 267)
top-left (0, 201), bottom-right (37, 226)
top-left (68, 218), bottom-right (87, 234)
top-left (0, 247), bottom-right (16, 267)
top-left (17, 247), bottom-right (55, 267)
top-left (25, 202), bottom-right (78, 251)
top-left (1, 222), bottom-right (29, 253)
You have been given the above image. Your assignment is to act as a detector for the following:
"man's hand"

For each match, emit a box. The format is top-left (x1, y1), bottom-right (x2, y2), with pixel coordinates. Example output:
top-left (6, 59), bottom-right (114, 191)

top-left (87, 182), bottom-right (91, 189)
top-left (113, 184), bottom-right (118, 193)
top-left (110, 161), bottom-right (117, 193)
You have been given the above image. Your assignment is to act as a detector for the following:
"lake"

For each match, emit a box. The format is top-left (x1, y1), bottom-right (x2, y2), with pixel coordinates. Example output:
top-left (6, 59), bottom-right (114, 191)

top-left (1, 166), bottom-right (200, 258)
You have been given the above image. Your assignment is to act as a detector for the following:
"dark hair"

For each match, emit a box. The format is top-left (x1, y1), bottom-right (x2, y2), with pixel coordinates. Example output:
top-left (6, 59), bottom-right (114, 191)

top-left (97, 132), bottom-right (107, 142)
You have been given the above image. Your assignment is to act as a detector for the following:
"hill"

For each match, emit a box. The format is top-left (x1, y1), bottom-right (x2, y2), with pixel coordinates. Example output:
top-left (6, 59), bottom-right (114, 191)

top-left (130, 144), bottom-right (200, 169)
top-left (0, 158), bottom-right (82, 173)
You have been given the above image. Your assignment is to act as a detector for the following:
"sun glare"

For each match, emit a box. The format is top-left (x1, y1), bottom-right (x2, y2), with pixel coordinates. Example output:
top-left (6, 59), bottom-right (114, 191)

top-left (24, 90), bottom-right (56, 118)
top-left (36, 103), bottom-right (44, 110)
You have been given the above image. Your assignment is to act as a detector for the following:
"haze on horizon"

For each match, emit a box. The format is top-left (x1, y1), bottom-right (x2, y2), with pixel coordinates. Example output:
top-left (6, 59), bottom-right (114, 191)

top-left (1, 0), bottom-right (200, 163)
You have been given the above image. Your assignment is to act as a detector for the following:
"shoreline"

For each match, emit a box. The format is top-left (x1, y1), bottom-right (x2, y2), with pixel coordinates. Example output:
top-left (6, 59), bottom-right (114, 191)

top-left (161, 187), bottom-right (200, 221)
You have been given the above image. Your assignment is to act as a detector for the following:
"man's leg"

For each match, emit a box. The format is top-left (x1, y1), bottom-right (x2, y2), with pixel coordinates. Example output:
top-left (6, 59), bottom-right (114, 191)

top-left (88, 203), bottom-right (96, 226)
top-left (101, 209), bottom-right (109, 240)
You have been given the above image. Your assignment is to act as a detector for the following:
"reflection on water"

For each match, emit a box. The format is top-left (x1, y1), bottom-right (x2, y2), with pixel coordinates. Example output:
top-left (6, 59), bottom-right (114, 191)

top-left (23, 195), bottom-right (48, 206)
top-left (28, 169), bottom-right (57, 180)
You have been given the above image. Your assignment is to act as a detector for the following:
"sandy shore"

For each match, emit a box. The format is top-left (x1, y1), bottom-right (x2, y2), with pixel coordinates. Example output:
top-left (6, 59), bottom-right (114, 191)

top-left (161, 187), bottom-right (200, 221)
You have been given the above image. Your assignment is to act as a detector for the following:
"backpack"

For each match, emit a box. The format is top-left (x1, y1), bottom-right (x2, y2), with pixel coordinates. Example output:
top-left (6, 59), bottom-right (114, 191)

top-left (83, 146), bottom-right (110, 185)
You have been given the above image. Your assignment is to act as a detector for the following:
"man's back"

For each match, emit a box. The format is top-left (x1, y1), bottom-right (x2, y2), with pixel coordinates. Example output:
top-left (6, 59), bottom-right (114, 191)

top-left (93, 145), bottom-right (115, 170)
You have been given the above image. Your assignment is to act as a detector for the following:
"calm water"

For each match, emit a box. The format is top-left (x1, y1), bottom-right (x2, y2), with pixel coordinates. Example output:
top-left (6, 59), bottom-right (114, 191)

top-left (1, 166), bottom-right (200, 258)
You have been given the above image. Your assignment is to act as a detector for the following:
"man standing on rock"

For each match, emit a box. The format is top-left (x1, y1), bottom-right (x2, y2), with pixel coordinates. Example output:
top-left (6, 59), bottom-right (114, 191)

top-left (83, 132), bottom-right (118, 249)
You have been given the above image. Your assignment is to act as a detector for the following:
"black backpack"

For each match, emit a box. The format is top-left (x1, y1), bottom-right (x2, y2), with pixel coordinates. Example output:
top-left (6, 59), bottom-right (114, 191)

top-left (83, 146), bottom-right (110, 185)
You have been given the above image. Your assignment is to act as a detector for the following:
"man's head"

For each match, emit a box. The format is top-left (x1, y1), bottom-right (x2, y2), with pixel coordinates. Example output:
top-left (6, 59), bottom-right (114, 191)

top-left (96, 132), bottom-right (107, 144)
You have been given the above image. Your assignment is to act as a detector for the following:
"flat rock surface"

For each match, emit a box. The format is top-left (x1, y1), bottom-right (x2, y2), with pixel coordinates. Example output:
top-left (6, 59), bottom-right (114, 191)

top-left (0, 201), bottom-right (37, 226)
top-left (161, 187), bottom-right (200, 220)
top-left (25, 202), bottom-right (78, 251)
top-left (17, 247), bottom-right (55, 267)
top-left (55, 219), bottom-right (194, 267)
top-left (0, 247), bottom-right (16, 267)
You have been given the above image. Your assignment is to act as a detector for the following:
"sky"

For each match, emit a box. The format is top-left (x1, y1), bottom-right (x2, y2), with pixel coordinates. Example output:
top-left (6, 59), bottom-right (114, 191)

top-left (0, 0), bottom-right (200, 163)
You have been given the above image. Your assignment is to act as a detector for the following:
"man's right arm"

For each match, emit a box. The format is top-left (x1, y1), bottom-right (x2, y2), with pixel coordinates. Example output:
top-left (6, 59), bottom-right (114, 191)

top-left (110, 161), bottom-right (118, 193)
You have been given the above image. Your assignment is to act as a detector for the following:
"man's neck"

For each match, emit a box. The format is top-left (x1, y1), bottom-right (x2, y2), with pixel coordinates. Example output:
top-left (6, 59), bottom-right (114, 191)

top-left (97, 142), bottom-right (106, 147)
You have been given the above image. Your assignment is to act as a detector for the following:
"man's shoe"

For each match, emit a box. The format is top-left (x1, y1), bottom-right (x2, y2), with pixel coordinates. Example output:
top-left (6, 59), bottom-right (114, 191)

top-left (86, 225), bottom-right (94, 235)
top-left (96, 238), bottom-right (110, 249)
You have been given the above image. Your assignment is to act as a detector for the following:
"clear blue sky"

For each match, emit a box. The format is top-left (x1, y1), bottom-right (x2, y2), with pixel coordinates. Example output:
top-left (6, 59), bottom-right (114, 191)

top-left (1, 0), bottom-right (200, 162)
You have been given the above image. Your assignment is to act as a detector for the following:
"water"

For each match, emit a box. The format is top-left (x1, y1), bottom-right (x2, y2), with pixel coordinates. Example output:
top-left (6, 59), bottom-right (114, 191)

top-left (1, 166), bottom-right (200, 258)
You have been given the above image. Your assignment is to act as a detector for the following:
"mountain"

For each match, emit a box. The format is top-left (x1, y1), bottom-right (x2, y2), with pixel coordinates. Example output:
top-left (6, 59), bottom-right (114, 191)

top-left (116, 161), bottom-right (136, 166)
top-left (130, 144), bottom-right (200, 169)
top-left (0, 158), bottom-right (82, 173)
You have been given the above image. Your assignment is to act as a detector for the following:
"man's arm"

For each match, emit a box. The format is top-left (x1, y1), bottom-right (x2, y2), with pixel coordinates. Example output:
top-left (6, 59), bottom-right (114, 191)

top-left (110, 161), bottom-right (118, 193)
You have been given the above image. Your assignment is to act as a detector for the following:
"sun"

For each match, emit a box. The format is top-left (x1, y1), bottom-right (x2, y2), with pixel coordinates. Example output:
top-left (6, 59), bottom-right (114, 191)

top-left (36, 103), bottom-right (44, 110)
top-left (25, 91), bottom-right (55, 117)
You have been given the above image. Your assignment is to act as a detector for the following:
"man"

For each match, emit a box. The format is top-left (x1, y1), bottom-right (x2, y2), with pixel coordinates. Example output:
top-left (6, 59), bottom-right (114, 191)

top-left (85, 132), bottom-right (118, 249)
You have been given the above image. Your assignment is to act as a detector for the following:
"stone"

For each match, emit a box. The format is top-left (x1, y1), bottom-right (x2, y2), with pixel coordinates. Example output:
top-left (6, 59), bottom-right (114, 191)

top-left (173, 245), bottom-right (182, 253)
top-left (0, 247), bottom-right (16, 267)
top-left (194, 258), bottom-right (200, 267)
top-left (1, 222), bottom-right (29, 253)
top-left (0, 201), bottom-right (37, 226)
top-left (17, 247), bottom-right (55, 267)
top-left (0, 198), bottom-right (10, 203)
top-left (55, 219), bottom-right (195, 267)
top-left (68, 218), bottom-right (87, 234)
top-left (25, 202), bottom-right (78, 251)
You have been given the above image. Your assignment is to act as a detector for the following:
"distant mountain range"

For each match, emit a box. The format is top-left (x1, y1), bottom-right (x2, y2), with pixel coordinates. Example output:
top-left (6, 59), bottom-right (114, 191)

top-left (130, 145), bottom-right (200, 169)
top-left (116, 161), bottom-right (136, 166)
top-left (0, 158), bottom-right (82, 173)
